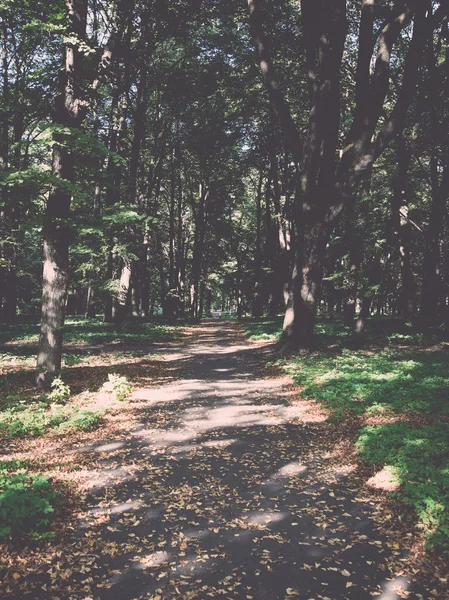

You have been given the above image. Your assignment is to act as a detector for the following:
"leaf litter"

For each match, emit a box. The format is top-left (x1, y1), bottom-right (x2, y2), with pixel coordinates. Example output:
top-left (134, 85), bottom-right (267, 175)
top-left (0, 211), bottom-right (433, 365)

top-left (1, 322), bottom-right (448, 599)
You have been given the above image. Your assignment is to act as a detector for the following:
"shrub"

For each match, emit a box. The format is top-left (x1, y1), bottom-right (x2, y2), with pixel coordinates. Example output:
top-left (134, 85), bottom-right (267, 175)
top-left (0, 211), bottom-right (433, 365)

top-left (101, 373), bottom-right (133, 401)
top-left (0, 464), bottom-right (58, 540)
top-left (47, 376), bottom-right (71, 405)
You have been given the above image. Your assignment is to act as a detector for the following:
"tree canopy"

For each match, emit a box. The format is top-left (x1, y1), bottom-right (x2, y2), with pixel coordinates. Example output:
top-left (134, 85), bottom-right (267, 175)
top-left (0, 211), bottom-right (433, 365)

top-left (0, 0), bottom-right (448, 379)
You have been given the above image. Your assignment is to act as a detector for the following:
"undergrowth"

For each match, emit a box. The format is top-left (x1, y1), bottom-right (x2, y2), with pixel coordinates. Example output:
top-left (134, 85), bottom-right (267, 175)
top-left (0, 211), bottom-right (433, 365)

top-left (0, 394), bottom-right (104, 439)
top-left (0, 460), bottom-right (59, 540)
top-left (0, 316), bottom-right (178, 346)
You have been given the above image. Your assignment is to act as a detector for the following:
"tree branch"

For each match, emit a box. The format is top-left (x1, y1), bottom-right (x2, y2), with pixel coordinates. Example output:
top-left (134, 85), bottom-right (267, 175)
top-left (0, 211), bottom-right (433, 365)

top-left (247, 0), bottom-right (302, 165)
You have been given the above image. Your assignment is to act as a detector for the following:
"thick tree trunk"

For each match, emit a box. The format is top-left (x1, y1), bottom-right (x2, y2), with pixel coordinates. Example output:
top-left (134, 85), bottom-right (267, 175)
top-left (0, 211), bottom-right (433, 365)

top-left (250, 0), bottom-right (436, 350)
top-left (354, 294), bottom-right (372, 334)
top-left (419, 27), bottom-right (449, 328)
top-left (36, 0), bottom-right (87, 388)
top-left (282, 223), bottom-right (327, 349)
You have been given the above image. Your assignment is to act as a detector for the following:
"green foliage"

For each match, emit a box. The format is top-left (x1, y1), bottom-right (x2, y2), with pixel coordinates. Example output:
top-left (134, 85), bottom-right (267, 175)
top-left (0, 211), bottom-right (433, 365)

top-left (0, 396), bottom-right (103, 439)
top-left (357, 424), bottom-right (449, 551)
top-left (58, 409), bottom-right (104, 431)
top-left (287, 349), bottom-right (449, 416)
top-left (63, 353), bottom-right (84, 366)
top-left (47, 376), bottom-right (70, 404)
top-left (0, 464), bottom-right (58, 540)
top-left (244, 317), bottom-right (283, 341)
top-left (0, 317), bottom-right (177, 346)
top-left (101, 373), bottom-right (133, 402)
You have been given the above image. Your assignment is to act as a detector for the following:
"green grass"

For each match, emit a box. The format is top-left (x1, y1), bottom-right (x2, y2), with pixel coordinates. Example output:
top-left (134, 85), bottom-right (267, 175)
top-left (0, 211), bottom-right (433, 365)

top-left (287, 349), bottom-right (449, 416)
top-left (0, 316), bottom-right (178, 346)
top-left (357, 423), bottom-right (449, 550)
top-left (246, 317), bottom-right (449, 551)
top-left (244, 317), bottom-right (283, 342)
top-left (0, 394), bottom-right (104, 439)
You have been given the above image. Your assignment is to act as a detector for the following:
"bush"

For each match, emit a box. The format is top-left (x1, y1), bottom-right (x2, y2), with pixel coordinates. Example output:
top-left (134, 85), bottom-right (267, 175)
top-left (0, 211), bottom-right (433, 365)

top-left (47, 376), bottom-right (71, 405)
top-left (0, 463), bottom-right (58, 540)
top-left (101, 373), bottom-right (133, 401)
top-left (0, 401), bottom-right (103, 439)
top-left (59, 409), bottom-right (104, 431)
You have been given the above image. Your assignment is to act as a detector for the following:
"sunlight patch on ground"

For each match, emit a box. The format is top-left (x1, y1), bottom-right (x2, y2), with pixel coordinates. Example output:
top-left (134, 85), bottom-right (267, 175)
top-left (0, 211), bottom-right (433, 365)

top-left (94, 441), bottom-right (126, 453)
top-left (134, 551), bottom-right (170, 569)
top-left (84, 467), bottom-right (133, 490)
top-left (247, 510), bottom-right (288, 525)
top-left (366, 466), bottom-right (400, 493)
top-left (378, 576), bottom-right (410, 599)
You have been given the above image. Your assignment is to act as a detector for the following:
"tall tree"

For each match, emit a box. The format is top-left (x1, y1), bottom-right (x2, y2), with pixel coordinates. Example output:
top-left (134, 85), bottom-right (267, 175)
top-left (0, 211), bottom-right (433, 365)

top-left (36, 0), bottom-right (88, 387)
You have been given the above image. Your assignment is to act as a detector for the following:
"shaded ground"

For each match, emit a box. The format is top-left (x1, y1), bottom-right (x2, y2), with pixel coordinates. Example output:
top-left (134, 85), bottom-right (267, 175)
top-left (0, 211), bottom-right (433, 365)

top-left (1, 322), bottom-right (446, 599)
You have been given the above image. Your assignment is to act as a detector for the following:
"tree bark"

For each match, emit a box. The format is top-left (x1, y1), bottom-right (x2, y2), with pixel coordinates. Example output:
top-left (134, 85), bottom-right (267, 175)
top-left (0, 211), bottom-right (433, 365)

top-left (252, 169), bottom-right (264, 318)
top-left (392, 134), bottom-right (416, 321)
top-left (36, 0), bottom-right (88, 388)
top-left (190, 184), bottom-right (208, 319)
top-left (419, 18), bottom-right (449, 328)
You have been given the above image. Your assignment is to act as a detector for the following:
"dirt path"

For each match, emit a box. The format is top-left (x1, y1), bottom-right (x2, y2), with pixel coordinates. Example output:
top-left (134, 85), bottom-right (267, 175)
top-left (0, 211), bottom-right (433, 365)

top-left (5, 322), bottom-right (439, 599)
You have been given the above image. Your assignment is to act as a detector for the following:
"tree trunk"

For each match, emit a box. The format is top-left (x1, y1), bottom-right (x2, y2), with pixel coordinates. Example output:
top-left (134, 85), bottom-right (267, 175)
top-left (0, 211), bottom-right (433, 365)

top-left (282, 223), bottom-right (327, 349)
top-left (354, 255), bottom-right (382, 335)
top-left (392, 135), bottom-right (416, 322)
top-left (419, 25), bottom-right (449, 328)
top-left (252, 169), bottom-right (264, 318)
top-left (114, 257), bottom-right (132, 328)
top-left (354, 294), bottom-right (372, 334)
top-left (176, 167), bottom-right (185, 315)
top-left (113, 50), bottom-right (148, 326)
top-left (37, 0), bottom-right (87, 388)
top-left (86, 286), bottom-right (96, 318)
top-left (250, 0), bottom-right (436, 350)
top-left (190, 184), bottom-right (208, 319)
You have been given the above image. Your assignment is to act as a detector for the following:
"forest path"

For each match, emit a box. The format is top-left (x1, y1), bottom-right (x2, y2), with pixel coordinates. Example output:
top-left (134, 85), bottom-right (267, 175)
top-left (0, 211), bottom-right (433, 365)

top-left (71, 321), bottom-right (428, 600)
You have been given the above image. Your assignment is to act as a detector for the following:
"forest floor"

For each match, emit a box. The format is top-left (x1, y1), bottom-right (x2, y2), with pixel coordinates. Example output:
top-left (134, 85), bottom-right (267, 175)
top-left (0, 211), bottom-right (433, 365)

top-left (1, 319), bottom-right (449, 599)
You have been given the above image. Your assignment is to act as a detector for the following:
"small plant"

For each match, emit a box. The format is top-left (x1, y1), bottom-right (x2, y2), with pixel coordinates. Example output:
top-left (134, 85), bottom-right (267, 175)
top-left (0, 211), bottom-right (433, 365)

top-left (101, 373), bottom-right (133, 401)
top-left (63, 353), bottom-right (83, 367)
top-left (0, 466), bottom-right (58, 540)
top-left (59, 409), bottom-right (104, 431)
top-left (47, 376), bottom-right (71, 405)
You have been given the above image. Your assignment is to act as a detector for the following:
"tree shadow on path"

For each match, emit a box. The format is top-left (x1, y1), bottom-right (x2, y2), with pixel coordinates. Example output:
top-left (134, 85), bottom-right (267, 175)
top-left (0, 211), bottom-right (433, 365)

top-left (9, 322), bottom-right (436, 599)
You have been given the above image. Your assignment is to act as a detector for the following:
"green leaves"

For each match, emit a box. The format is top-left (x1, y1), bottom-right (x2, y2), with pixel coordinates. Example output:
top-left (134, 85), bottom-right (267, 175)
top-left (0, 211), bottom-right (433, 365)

top-left (357, 423), bottom-right (449, 551)
top-left (0, 467), bottom-right (58, 540)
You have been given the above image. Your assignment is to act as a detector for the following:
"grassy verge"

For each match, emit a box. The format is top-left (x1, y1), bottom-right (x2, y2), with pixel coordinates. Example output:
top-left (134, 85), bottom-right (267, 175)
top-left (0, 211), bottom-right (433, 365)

top-left (247, 317), bottom-right (449, 552)
top-left (0, 315), bottom-right (179, 346)
top-left (0, 317), bottom-right (167, 541)
top-left (0, 394), bottom-right (105, 439)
